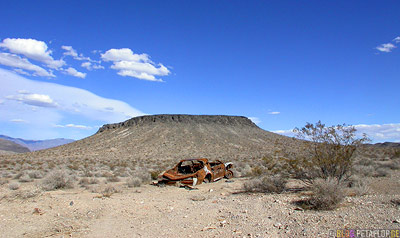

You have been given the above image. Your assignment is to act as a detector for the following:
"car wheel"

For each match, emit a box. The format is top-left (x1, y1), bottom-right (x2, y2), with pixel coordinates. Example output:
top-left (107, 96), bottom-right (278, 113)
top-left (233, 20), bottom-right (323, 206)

top-left (224, 170), bottom-right (233, 179)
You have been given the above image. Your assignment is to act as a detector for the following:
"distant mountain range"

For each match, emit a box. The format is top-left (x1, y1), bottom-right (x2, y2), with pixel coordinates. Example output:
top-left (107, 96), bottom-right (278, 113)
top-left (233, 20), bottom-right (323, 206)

top-left (0, 138), bottom-right (30, 154)
top-left (0, 135), bottom-right (75, 152)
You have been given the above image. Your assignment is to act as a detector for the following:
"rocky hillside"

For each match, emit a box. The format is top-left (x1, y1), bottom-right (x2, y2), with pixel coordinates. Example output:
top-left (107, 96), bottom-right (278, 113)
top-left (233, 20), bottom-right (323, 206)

top-left (0, 138), bottom-right (30, 154)
top-left (23, 114), bottom-right (293, 162)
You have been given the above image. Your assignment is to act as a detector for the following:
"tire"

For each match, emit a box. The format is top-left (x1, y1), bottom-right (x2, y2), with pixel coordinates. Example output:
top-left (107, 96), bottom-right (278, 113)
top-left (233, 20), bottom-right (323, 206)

top-left (224, 170), bottom-right (234, 179)
top-left (204, 174), bottom-right (212, 183)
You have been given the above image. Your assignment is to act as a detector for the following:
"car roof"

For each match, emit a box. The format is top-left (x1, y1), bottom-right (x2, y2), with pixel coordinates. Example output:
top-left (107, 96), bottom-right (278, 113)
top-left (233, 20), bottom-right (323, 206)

top-left (180, 158), bottom-right (208, 162)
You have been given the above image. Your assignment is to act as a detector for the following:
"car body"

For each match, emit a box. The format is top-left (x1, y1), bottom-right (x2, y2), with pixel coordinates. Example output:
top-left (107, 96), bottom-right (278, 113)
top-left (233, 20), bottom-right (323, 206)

top-left (157, 158), bottom-right (233, 186)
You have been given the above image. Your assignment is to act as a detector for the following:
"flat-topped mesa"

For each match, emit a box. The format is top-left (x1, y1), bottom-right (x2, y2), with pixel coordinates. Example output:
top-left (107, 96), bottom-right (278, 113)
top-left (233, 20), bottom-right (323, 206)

top-left (97, 114), bottom-right (258, 133)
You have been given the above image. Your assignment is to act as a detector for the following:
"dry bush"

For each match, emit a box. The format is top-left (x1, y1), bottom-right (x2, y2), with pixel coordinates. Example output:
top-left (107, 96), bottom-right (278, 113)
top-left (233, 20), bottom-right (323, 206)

top-left (41, 170), bottom-right (75, 191)
top-left (243, 174), bottom-right (287, 193)
top-left (79, 177), bottom-right (99, 186)
top-left (135, 169), bottom-right (151, 183)
top-left (1, 171), bottom-right (13, 179)
top-left (373, 167), bottom-right (390, 177)
top-left (150, 170), bottom-right (162, 180)
top-left (353, 165), bottom-right (375, 177)
top-left (296, 178), bottom-right (344, 210)
top-left (18, 173), bottom-right (33, 183)
top-left (28, 170), bottom-right (44, 179)
top-left (8, 182), bottom-right (20, 190)
top-left (378, 161), bottom-right (400, 170)
top-left (106, 175), bottom-right (121, 183)
top-left (101, 185), bottom-right (119, 197)
top-left (347, 175), bottom-right (369, 196)
top-left (126, 177), bottom-right (142, 188)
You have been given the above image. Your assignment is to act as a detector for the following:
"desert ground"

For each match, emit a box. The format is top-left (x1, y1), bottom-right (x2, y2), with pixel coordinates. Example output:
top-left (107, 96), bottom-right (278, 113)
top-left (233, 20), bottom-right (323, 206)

top-left (1, 170), bottom-right (399, 238)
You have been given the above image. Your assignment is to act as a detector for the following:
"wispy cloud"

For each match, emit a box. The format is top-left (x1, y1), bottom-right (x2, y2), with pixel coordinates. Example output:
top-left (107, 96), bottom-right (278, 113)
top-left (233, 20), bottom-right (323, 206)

top-left (0, 52), bottom-right (55, 77)
top-left (6, 92), bottom-right (58, 108)
top-left (54, 124), bottom-right (93, 130)
top-left (268, 111), bottom-right (280, 115)
top-left (393, 36), bottom-right (400, 43)
top-left (376, 43), bottom-right (396, 53)
top-left (64, 67), bottom-right (86, 79)
top-left (101, 48), bottom-right (170, 82)
top-left (81, 61), bottom-right (104, 71)
top-left (0, 38), bottom-right (65, 69)
top-left (10, 119), bottom-right (29, 123)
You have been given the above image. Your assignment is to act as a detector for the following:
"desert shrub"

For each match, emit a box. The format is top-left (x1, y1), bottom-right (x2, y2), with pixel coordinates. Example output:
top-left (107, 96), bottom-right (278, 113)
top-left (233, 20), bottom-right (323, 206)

top-left (243, 175), bottom-right (287, 193)
top-left (282, 121), bottom-right (369, 184)
top-left (13, 172), bottom-right (23, 179)
top-left (351, 180), bottom-right (369, 196)
top-left (378, 161), bottom-right (400, 170)
top-left (150, 170), bottom-right (162, 180)
top-left (373, 167), bottom-right (390, 177)
top-left (18, 174), bottom-right (33, 183)
top-left (347, 175), bottom-right (369, 196)
top-left (126, 177), bottom-right (142, 188)
top-left (41, 170), bottom-right (74, 191)
top-left (106, 175), bottom-right (121, 183)
top-left (101, 185), bottom-right (119, 197)
top-left (135, 170), bottom-right (151, 183)
top-left (28, 170), bottom-right (44, 179)
top-left (8, 182), bottom-right (20, 190)
top-left (297, 178), bottom-right (344, 210)
top-left (353, 165), bottom-right (375, 177)
top-left (79, 177), bottom-right (99, 186)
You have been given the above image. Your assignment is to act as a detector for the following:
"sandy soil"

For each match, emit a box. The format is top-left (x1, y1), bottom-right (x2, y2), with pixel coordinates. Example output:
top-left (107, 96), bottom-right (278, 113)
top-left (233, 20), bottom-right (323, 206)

top-left (1, 171), bottom-right (400, 238)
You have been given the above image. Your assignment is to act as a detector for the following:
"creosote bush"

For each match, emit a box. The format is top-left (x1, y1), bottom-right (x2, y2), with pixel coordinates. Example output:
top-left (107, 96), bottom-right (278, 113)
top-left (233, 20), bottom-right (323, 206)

top-left (126, 177), bottom-right (142, 188)
top-left (41, 170), bottom-right (74, 191)
top-left (296, 178), bottom-right (344, 210)
top-left (281, 121), bottom-right (369, 184)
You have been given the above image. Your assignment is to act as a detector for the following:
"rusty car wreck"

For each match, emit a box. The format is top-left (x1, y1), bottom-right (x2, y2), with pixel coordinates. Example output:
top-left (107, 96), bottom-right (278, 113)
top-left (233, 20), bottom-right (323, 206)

top-left (157, 158), bottom-right (233, 186)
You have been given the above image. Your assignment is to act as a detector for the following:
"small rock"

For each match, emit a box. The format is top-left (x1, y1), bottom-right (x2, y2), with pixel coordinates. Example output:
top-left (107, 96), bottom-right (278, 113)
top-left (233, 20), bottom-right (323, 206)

top-left (209, 189), bottom-right (214, 192)
top-left (69, 201), bottom-right (74, 206)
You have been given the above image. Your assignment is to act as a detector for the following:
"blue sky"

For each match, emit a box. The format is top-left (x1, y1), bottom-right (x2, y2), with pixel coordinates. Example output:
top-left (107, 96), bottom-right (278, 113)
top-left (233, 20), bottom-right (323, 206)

top-left (0, 1), bottom-right (399, 142)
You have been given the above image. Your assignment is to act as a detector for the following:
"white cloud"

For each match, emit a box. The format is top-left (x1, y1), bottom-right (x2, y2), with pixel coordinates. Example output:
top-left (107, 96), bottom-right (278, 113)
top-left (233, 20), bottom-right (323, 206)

top-left (64, 67), bottom-right (86, 79)
top-left (273, 123), bottom-right (400, 143)
top-left (61, 45), bottom-right (96, 62)
top-left (10, 119), bottom-right (29, 123)
top-left (268, 111), bottom-right (281, 115)
top-left (13, 68), bottom-right (31, 76)
top-left (101, 48), bottom-right (170, 82)
top-left (101, 48), bottom-right (149, 62)
top-left (393, 36), bottom-right (400, 43)
top-left (0, 52), bottom-right (55, 77)
top-left (376, 43), bottom-right (396, 53)
top-left (0, 38), bottom-right (65, 69)
top-left (0, 68), bottom-right (144, 139)
top-left (81, 61), bottom-right (104, 71)
top-left (248, 117), bottom-right (261, 125)
top-left (54, 124), bottom-right (92, 130)
top-left (6, 92), bottom-right (58, 108)
top-left (354, 123), bottom-right (400, 142)
top-left (273, 129), bottom-right (295, 137)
